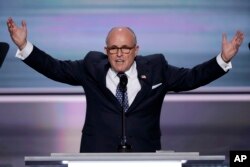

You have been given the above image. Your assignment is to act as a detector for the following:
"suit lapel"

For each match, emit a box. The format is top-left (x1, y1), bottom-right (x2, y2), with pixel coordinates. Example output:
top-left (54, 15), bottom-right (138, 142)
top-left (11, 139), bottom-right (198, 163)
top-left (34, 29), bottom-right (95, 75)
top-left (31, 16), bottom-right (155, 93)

top-left (95, 59), bottom-right (122, 113)
top-left (94, 56), bottom-right (153, 114)
top-left (127, 57), bottom-right (152, 113)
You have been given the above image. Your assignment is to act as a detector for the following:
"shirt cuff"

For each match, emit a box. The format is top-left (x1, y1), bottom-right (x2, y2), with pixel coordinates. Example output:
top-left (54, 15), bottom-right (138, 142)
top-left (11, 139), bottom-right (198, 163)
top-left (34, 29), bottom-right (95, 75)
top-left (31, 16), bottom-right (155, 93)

top-left (15, 41), bottom-right (33, 60)
top-left (216, 53), bottom-right (232, 72)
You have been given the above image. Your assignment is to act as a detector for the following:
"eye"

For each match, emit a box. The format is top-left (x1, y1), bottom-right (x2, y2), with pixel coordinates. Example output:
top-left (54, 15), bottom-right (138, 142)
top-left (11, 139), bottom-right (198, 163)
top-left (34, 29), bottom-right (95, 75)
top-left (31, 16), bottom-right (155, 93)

top-left (121, 48), bottom-right (130, 53)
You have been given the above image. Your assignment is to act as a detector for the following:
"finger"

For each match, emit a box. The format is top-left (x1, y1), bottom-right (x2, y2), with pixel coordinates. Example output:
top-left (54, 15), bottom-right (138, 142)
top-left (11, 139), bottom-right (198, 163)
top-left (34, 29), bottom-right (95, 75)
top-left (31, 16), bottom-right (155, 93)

top-left (9, 17), bottom-right (17, 29)
top-left (235, 31), bottom-right (244, 46)
top-left (231, 31), bottom-right (240, 48)
top-left (7, 17), bottom-right (13, 30)
top-left (222, 33), bottom-right (227, 44)
top-left (231, 31), bottom-right (239, 43)
top-left (7, 19), bottom-right (14, 34)
top-left (237, 31), bottom-right (244, 41)
top-left (7, 17), bottom-right (12, 25)
top-left (21, 20), bottom-right (27, 32)
top-left (236, 31), bottom-right (243, 40)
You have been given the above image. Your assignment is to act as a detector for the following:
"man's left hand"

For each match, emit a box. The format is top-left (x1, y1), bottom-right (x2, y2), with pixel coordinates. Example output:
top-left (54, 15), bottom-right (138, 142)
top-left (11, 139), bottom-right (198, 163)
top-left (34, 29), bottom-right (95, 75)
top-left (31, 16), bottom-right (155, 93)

top-left (221, 31), bottom-right (244, 63)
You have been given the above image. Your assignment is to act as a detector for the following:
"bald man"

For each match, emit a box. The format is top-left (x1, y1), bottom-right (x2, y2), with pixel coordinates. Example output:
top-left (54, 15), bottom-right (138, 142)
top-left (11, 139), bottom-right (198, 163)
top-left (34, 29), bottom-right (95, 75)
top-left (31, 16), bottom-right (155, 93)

top-left (7, 18), bottom-right (244, 152)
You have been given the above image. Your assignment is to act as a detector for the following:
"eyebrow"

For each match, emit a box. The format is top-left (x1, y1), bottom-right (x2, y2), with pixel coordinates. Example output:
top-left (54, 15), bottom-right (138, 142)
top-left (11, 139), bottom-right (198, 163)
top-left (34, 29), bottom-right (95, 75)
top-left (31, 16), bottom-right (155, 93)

top-left (107, 45), bottom-right (135, 48)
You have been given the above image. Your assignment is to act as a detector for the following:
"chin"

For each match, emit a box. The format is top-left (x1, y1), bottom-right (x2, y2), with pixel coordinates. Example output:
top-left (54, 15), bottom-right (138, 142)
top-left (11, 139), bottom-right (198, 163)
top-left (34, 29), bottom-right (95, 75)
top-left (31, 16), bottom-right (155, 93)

top-left (116, 69), bottom-right (125, 73)
top-left (114, 67), bottom-right (126, 73)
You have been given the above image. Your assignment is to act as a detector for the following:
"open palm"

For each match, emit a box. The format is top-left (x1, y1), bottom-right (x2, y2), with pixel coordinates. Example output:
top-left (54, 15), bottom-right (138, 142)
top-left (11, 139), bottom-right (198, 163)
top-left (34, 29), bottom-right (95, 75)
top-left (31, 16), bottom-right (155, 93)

top-left (7, 17), bottom-right (27, 50)
top-left (221, 31), bottom-right (244, 62)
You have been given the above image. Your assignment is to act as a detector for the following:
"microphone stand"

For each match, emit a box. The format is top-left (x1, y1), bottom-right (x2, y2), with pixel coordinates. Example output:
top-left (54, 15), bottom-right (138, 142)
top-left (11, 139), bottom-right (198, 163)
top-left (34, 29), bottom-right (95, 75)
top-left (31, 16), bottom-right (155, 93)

top-left (117, 74), bottom-right (132, 152)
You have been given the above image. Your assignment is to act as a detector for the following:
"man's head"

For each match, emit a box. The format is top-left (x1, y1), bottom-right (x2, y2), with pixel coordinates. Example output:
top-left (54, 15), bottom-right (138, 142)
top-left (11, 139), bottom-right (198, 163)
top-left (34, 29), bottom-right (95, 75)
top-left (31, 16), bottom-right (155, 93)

top-left (105, 27), bottom-right (139, 73)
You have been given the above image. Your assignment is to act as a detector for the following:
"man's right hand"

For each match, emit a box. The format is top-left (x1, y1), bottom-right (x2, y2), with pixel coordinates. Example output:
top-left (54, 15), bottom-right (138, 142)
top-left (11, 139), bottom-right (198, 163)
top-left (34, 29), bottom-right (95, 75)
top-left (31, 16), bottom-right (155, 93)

top-left (7, 17), bottom-right (27, 50)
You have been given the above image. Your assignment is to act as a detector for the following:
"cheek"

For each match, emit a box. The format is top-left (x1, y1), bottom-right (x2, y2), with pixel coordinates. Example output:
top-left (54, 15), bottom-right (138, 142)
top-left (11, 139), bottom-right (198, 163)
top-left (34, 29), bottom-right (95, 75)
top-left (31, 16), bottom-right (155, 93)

top-left (128, 55), bottom-right (136, 64)
top-left (107, 55), bottom-right (115, 63)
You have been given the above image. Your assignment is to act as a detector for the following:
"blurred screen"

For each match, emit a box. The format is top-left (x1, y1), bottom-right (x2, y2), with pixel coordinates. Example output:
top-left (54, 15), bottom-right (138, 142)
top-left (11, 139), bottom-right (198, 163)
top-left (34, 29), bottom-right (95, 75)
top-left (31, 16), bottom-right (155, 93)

top-left (0, 0), bottom-right (249, 88)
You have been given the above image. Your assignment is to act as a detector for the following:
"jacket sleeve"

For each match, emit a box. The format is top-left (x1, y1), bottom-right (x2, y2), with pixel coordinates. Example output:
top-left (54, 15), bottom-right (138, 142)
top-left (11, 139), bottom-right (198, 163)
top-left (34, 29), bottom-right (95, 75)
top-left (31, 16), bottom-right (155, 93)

top-left (23, 45), bottom-right (84, 86)
top-left (163, 56), bottom-right (227, 92)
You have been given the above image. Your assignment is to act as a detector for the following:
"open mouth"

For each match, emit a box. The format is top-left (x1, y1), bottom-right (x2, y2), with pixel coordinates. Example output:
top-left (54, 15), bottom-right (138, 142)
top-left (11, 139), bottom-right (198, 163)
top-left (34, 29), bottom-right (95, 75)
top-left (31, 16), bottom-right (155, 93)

top-left (115, 60), bottom-right (125, 63)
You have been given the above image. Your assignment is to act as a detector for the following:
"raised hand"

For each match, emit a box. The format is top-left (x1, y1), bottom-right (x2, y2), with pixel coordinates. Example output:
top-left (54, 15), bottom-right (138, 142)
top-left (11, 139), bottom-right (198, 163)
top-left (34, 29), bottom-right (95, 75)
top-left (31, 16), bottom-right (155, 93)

top-left (221, 31), bottom-right (244, 63)
top-left (7, 17), bottom-right (27, 50)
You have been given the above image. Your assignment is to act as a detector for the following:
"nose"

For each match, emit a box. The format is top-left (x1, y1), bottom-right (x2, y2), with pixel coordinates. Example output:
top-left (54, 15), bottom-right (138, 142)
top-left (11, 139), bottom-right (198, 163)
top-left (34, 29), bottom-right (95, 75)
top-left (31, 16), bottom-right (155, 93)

top-left (117, 48), bottom-right (122, 57)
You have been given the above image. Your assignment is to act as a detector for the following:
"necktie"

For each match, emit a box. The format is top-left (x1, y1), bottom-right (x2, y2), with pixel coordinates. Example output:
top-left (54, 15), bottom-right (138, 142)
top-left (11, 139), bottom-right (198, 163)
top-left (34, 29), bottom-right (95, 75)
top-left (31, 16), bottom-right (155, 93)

top-left (116, 73), bottom-right (129, 112)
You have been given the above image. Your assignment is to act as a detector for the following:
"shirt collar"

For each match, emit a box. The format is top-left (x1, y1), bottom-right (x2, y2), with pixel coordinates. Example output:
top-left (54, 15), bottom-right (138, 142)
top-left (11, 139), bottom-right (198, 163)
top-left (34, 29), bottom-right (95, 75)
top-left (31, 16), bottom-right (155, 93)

top-left (109, 62), bottom-right (137, 79)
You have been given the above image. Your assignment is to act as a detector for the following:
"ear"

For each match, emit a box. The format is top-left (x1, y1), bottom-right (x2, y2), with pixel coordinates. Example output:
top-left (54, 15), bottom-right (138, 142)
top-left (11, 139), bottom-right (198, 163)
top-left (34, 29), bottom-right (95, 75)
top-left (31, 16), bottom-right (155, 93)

top-left (104, 47), bottom-right (108, 55)
top-left (134, 45), bottom-right (139, 56)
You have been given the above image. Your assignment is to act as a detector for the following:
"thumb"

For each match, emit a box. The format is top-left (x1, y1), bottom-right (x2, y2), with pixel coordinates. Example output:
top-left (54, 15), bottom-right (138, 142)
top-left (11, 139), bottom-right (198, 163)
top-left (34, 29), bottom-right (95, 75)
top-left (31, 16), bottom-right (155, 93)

top-left (222, 32), bottom-right (227, 45)
top-left (21, 20), bottom-right (27, 31)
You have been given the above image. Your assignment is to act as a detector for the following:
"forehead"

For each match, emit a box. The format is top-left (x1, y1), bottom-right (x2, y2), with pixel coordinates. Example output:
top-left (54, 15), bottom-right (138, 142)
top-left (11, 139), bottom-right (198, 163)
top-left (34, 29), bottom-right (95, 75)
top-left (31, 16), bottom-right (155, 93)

top-left (106, 28), bottom-right (135, 46)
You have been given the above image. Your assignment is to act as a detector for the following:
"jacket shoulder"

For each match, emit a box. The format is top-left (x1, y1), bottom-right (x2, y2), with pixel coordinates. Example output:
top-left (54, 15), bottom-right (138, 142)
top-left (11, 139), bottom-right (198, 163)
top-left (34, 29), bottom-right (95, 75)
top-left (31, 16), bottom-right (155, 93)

top-left (84, 51), bottom-right (107, 62)
top-left (136, 53), bottom-right (167, 66)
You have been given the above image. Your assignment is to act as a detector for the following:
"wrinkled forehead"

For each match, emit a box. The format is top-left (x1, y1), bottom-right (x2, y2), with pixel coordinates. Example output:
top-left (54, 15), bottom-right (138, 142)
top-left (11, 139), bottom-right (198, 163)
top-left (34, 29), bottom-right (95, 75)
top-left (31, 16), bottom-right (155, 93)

top-left (106, 27), bottom-right (137, 46)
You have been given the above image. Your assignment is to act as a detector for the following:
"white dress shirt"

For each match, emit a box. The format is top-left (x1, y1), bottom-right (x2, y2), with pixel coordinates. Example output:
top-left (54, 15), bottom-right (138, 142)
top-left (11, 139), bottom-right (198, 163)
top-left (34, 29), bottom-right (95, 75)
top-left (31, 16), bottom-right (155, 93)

top-left (106, 62), bottom-right (141, 106)
top-left (16, 41), bottom-right (232, 105)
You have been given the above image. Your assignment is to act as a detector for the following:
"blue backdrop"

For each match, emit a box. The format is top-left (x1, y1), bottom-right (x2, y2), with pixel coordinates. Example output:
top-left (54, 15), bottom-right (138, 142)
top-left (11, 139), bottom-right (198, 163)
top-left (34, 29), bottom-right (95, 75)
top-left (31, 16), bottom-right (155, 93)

top-left (0, 0), bottom-right (249, 88)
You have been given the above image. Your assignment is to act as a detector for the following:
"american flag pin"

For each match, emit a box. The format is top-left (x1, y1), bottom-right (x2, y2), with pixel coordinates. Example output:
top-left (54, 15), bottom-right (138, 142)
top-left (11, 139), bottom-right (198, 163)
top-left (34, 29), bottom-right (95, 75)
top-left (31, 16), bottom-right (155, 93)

top-left (141, 75), bottom-right (147, 79)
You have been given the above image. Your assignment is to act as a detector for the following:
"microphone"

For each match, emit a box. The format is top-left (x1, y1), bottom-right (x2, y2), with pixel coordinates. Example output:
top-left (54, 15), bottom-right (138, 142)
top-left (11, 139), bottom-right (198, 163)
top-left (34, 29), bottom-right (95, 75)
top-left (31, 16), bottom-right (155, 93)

top-left (248, 42), bottom-right (250, 50)
top-left (118, 73), bottom-right (128, 92)
top-left (0, 42), bottom-right (9, 68)
top-left (117, 72), bottom-right (132, 152)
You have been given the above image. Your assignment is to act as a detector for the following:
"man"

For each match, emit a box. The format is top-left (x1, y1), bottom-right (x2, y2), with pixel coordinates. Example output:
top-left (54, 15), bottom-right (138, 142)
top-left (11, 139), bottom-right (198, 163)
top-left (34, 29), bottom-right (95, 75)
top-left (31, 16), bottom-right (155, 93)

top-left (7, 17), bottom-right (244, 152)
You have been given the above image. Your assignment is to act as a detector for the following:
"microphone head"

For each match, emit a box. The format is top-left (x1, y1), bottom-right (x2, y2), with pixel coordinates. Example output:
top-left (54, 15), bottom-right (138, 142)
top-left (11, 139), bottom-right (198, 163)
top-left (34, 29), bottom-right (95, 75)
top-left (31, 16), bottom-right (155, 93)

top-left (118, 72), bottom-right (128, 91)
top-left (0, 42), bottom-right (9, 68)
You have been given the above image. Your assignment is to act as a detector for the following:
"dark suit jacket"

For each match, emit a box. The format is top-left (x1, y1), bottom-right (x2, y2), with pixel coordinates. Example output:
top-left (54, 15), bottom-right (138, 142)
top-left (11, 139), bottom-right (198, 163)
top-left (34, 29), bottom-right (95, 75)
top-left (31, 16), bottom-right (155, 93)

top-left (24, 46), bottom-right (226, 152)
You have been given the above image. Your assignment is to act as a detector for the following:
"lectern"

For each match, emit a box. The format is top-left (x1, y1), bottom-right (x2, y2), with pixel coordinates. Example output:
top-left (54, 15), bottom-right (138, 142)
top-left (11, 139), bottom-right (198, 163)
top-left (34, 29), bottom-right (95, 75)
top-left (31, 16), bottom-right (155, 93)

top-left (25, 152), bottom-right (226, 167)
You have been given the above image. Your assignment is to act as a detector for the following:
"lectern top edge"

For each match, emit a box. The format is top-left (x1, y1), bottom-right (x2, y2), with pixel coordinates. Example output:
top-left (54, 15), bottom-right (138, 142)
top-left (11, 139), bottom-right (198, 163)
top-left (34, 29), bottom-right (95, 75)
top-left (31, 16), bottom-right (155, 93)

top-left (25, 154), bottom-right (225, 162)
top-left (24, 153), bottom-right (226, 167)
top-left (50, 152), bottom-right (200, 157)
